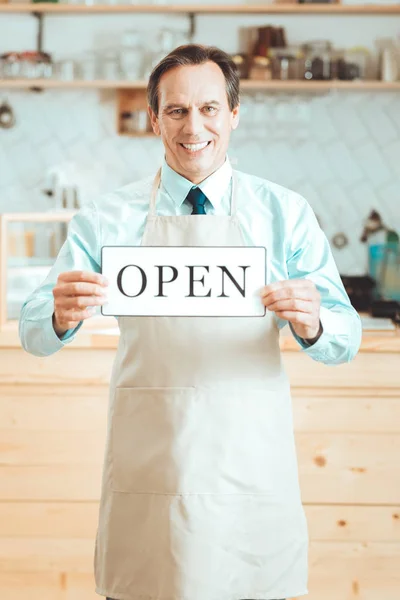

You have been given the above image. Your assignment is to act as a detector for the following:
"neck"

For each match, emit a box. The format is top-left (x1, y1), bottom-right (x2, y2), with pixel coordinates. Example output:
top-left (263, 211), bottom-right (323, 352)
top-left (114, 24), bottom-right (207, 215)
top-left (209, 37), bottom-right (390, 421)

top-left (166, 157), bottom-right (226, 185)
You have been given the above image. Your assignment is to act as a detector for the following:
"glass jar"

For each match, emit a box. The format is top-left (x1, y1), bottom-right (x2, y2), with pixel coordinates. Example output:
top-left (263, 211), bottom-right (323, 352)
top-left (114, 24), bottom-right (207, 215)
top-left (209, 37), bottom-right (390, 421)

top-left (121, 111), bottom-right (137, 134)
top-left (80, 52), bottom-right (99, 81)
top-left (54, 58), bottom-right (79, 81)
top-left (301, 40), bottom-right (334, 81)
top-left (101, 49), bottom-right (122, 80)
top-left (248, 56), bottom-right (272, 81)
top-left (269, 48), bottom-right (301, 80)
top-left (336, 47), bottom-right (370, 81)
top-left (120, 30), bottom-right (144, 81)
top-left (143, 29), bottom-right (176, 79)
top-left (231, 54), bottom-right (248, 79)
top-left (0, 52), bottom-right (21, 78)
top-left (120, 110), bottom-right (150, 134)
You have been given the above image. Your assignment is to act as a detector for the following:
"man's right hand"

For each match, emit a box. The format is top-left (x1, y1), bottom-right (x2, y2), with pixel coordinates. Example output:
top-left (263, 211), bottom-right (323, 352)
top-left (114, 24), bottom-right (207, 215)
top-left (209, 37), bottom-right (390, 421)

top-left (52, 271), bottom-right (109, 338)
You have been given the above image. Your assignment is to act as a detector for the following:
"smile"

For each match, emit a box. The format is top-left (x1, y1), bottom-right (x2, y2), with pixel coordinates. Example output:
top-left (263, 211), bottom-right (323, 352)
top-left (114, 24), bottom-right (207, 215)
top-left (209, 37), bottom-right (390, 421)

top-left (180, 141), bottom-right (211, 153)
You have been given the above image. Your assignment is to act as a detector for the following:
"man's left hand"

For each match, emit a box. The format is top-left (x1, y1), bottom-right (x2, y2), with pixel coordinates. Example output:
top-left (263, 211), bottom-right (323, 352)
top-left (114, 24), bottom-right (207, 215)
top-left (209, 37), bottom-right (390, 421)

top-left (261, 279), bottom-right (321, 340)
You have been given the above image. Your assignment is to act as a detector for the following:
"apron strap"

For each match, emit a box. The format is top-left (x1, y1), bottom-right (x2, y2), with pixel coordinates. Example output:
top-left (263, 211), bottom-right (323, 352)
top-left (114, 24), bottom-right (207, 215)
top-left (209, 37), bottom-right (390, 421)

top-left (149, 165), bottom-right (238, 217)
top-left (149, 167), bottom-right (162, 217)
top-left (230, 171), bottom-right (238, 217)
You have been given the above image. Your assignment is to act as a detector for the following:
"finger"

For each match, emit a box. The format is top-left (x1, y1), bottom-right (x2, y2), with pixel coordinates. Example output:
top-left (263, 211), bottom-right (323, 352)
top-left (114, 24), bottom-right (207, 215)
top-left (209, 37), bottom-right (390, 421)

top-left (263, 286), bottom-right (315, 306)
top-left (58, 271), bottom-right (108, 286)
top-left (54, 282), bottom-right (107, 298)
top-left (60, 308), bottom-right (96, 323)
top-left (275, 311), bottom-right (314, 325)
top-left (265, 298), bottom-right (313, 313)
top-left (261, 279), bottom-right (312, 299)
top-left (58, 295), bottom-right (107, 310)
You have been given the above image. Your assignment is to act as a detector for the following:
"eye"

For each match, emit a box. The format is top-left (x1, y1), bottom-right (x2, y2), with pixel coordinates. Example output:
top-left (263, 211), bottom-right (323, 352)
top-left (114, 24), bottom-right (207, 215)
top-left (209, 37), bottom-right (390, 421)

top-left (203, 106), bottom-right (217, 114)
top-left (170, 108), bottom-right (184, 115)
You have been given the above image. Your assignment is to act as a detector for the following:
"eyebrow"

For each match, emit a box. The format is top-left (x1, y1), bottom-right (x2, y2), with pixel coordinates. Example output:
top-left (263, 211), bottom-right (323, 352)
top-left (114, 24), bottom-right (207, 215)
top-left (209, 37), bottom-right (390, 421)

top-left (163, 100), bottom-right (221, 111)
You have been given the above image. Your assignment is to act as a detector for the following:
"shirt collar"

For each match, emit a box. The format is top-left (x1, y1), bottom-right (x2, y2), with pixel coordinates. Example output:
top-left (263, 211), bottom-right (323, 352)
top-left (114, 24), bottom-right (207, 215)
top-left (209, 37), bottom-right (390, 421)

top-left (160, 155), bottom-right (233, 209)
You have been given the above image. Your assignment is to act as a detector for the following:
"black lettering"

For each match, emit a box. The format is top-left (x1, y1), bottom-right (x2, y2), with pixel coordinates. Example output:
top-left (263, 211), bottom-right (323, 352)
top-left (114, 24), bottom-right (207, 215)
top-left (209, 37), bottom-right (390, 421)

top-left (186, 266), bottom-right (211, 297)
top-left (155, 265), bottom-right (178, 297)
top-left (217, 266), bottom-right (249, 298)
top-left (117, 265), bottom-right (147, 297)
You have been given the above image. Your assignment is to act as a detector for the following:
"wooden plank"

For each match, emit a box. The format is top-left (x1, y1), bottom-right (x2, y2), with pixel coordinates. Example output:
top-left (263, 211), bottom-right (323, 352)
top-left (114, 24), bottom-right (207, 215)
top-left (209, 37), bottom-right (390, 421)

top-left (0, 502), bottom-right (399, 542)
top-left (0, 571), bottom-right (98, 600)
top-left (1, 79), bottom-right (400, 91)
top-left (0, 466), bottom-right (102, 501)
top-left (0, 433), bottom-right (399, 503)
top-left (1, 538), bottom-right (400, 600)
top-left (0, 387), bottom-right (108, 431)
top-left (0, 430), bottom-right (105, 465)
top-left (1, 3), bottom-right (400, 14)
top-left (296, 433), bottom-right (400, 504)
top-left (0, 503), bottom-right (99, 539)
top-left (2, 347), bottom-right (400, 386)
top-left (0, 348), bottom-right (115, 385)
top-left (283, 351), bottom-right (400, 388)
top-left (0, 572), bottom-right (64, 600)
top-left (307, 541), bottom-right (400, 600)
top-left (292, 392), bottom-right (400, 433)
top-left (305, 505), bottom-right (400, 543)
top-left (1, 385), bottom-right (400, 434)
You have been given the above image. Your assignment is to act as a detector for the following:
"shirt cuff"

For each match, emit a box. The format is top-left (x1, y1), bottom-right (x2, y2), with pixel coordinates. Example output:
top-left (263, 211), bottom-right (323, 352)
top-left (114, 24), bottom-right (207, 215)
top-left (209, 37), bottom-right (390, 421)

top-left (58, 320), bottom-right (84, 342)
top-left (289, 306), bottom-right (334, 357)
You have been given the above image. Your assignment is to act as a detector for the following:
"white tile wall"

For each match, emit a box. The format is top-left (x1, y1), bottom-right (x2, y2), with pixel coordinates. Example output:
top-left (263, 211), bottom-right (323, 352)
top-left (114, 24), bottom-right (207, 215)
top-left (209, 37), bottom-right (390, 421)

top-left (1, 8), bottom-right (400, 277)
top-left (1, 87), bottom-right (399, 276)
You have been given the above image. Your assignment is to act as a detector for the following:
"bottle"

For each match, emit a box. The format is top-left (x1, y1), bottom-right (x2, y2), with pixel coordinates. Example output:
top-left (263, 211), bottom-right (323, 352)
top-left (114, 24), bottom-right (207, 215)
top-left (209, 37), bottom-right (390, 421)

top-left (120, 30), bottom-right (144, 81)
top-left (380, 46), bottom-right (398, 82)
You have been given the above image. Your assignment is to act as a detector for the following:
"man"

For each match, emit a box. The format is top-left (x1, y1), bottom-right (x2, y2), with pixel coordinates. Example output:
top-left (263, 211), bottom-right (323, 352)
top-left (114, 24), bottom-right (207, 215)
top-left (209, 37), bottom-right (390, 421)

top-left (19, 44), bottom-right (362, 600)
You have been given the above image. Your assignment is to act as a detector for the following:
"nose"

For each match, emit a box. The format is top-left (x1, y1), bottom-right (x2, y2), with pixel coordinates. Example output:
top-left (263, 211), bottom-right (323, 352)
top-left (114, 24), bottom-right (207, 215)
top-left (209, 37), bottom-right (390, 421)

top-left (182, 108), bottom-right (205, 139)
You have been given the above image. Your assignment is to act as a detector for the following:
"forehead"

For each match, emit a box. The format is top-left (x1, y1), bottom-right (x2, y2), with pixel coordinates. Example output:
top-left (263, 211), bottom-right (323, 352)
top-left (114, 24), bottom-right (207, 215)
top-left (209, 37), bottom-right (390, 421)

top-left (158, 61), bottom-right (229, 107)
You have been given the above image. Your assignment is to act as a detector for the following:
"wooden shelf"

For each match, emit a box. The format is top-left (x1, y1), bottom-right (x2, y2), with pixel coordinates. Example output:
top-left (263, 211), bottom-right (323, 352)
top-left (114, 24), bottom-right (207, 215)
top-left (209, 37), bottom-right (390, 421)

top-left (0, 79), bottom-right (147, 89)
top-left (1, 2), bottom-right (400, 14)
top-left (240, 80), bottom-right (400, 90)
top-left (1, 79), bottom-right (400, 91)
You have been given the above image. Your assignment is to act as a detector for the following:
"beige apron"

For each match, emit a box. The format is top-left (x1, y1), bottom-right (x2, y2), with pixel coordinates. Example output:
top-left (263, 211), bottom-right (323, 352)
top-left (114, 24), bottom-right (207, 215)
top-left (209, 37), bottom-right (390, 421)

top-left (94, 168), bottom-right (309, 600)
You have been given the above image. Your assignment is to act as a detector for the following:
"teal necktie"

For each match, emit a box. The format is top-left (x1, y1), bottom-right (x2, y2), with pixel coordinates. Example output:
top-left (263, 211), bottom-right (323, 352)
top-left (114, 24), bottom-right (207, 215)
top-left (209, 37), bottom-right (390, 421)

top-left (186, 187), bottom-right (207, 215)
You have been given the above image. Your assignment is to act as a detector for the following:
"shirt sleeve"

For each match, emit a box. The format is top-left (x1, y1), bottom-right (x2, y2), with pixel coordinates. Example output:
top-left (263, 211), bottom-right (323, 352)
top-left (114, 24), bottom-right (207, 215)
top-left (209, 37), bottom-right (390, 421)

top-left (284, 194), bottom-right (362, 365)
top-left (18, 201), bottom-right (101, 357)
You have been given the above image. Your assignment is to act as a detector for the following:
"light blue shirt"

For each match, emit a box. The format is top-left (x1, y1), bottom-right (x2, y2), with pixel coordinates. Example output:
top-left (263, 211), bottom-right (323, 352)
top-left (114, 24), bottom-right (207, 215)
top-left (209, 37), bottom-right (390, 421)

top-left (19, 155), bottom-right (362, 364)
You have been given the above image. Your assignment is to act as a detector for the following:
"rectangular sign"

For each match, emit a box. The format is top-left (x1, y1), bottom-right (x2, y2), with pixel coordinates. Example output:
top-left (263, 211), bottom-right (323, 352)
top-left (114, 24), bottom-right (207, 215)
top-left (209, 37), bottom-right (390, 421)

top-left (101, 246), bottom-right (266, 317)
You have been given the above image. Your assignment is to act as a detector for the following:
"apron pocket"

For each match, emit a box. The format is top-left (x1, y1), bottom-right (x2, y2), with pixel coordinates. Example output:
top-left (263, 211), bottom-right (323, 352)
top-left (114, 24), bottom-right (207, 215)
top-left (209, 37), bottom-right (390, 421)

top-left (111, 386), bottom-right (298, 497)
top-left (111, 386), bottom-right (196, 494)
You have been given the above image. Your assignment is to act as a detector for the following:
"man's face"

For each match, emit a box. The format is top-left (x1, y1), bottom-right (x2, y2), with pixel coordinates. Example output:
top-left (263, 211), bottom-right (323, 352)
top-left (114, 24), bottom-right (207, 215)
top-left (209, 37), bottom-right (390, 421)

top-left (149, 61), bottom-right (240, 184)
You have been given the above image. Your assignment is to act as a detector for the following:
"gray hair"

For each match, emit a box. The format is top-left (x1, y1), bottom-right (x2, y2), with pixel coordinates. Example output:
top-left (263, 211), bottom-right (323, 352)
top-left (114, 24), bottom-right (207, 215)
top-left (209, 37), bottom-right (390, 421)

top-left (147, 44), bottom-right (240, 115)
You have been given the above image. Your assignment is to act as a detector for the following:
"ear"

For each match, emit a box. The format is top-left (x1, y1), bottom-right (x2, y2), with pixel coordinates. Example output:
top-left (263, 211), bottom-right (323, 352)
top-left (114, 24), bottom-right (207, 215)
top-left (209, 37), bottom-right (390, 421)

top-left (148, 106), bottom-right (161, 136)
top-left (231, 103), bottom-right (240, 131)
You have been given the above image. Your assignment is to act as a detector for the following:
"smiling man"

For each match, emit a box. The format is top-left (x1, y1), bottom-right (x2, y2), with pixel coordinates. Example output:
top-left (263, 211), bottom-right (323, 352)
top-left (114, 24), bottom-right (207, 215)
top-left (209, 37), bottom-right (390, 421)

top-left (19, 44), bottom-right (362, 600)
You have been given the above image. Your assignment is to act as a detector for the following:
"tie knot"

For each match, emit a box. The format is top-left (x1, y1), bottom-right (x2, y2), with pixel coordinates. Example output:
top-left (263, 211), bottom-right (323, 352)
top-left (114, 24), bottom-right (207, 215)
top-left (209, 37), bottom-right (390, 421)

top-left (186, 187), bottom-right (207, 215)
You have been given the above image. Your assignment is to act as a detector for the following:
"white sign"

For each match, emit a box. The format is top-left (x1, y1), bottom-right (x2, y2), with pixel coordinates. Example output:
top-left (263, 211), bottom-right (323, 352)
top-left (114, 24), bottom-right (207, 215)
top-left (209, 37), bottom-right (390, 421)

top-left (101, 246), bottom-right (266, 317)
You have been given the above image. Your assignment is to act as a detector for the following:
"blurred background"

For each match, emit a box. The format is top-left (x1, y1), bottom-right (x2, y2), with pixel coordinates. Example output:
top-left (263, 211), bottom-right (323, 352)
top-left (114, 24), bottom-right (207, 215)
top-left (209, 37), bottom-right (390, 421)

top-left (0, 1), bottom-right (399, 599)
top-left (0, 0), bottom-right (400, 323)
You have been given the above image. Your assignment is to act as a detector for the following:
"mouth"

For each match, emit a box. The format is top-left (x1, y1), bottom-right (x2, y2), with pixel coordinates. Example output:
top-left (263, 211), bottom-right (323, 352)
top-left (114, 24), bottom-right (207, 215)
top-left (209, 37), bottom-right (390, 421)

top-left (179, 141), bottom-right (212, 154)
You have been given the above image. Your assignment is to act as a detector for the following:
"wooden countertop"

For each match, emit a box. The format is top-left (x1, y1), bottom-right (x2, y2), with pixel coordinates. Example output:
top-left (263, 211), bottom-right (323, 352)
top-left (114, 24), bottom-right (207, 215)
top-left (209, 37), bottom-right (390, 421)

top-left (2, 314), bottom-right (400, 352)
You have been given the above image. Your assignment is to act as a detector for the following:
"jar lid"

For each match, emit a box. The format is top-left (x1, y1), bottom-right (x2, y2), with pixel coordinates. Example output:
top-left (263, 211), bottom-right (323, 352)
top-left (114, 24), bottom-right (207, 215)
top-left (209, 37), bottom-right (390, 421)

top-left (253, 56), bottom-right (270, 66)
top-left (232, 54), bottom-right (244, 65)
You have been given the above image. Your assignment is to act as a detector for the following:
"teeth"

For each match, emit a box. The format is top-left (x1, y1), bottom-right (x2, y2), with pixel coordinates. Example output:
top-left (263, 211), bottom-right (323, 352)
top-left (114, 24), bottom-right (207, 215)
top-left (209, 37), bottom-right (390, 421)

top-left (182, 142), bottom-right (209, 152)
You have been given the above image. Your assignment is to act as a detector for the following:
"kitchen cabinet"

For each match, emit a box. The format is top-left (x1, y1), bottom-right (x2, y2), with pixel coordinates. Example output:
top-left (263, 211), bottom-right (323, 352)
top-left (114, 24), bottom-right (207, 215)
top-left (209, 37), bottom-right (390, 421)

top-left (0, 324), bottom-right (399, 599)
